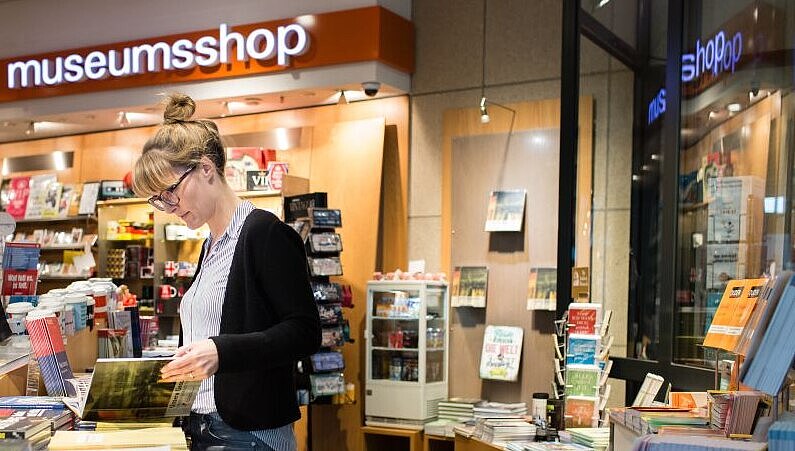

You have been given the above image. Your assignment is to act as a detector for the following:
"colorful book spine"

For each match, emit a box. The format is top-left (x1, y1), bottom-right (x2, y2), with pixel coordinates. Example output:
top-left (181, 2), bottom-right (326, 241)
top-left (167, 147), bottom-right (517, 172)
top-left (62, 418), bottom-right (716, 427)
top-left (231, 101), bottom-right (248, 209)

top-left (26, 315), bottom-right (74, 397)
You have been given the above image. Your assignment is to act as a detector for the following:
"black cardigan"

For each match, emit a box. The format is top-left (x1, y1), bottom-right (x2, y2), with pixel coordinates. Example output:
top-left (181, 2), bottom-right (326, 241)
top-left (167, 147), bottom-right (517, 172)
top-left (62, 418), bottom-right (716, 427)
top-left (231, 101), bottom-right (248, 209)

top-left (190, 209), bottom-right (320, 430)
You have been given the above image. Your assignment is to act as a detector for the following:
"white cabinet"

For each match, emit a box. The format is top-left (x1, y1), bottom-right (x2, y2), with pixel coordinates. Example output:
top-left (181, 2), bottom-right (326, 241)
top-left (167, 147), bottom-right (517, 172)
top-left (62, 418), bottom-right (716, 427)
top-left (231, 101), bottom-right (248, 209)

top-left (364, 280), bottom-right (449, 426)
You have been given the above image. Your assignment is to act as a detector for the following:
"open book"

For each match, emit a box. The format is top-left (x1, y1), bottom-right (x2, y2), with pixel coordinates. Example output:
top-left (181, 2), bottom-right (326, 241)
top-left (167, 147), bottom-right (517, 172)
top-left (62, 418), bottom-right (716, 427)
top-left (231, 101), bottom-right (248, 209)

top-left (64, 358), bottom-right (200, 421)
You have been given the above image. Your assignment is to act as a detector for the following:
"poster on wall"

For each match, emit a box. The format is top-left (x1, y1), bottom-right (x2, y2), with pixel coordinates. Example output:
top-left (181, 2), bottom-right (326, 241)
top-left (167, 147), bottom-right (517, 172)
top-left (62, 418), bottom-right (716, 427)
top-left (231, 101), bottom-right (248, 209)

top-left (479, 325), bottom-right (523, 381)
top-left (451, 266), bottom-right (488, 308)
top-left (4, 177), bottom-right (30, 220)
top-left (484, 189), bottom-right (527, 232)
top-left (526, 267), bottom-right (557, 311)
top-left (24, 174), bottom-right (58, 220)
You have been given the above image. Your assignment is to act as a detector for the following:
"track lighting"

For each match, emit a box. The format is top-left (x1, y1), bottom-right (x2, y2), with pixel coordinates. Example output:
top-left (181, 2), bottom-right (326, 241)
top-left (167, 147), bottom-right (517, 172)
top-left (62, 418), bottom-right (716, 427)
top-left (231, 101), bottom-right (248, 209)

top-left (25, 121), bottom-right (34, 135)
top-left (220, 101), bottom-right (231, 117)
top-left (480, 97), bottom-right (490, 124)
top-left (337, 90), bottom-right (348, 105)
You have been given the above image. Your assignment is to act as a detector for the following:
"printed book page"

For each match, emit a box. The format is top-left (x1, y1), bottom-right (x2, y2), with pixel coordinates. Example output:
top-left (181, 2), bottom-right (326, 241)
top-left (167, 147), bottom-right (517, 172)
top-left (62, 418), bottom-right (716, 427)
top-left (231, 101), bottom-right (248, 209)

top-left (65, 358), bottom-right (200, 421)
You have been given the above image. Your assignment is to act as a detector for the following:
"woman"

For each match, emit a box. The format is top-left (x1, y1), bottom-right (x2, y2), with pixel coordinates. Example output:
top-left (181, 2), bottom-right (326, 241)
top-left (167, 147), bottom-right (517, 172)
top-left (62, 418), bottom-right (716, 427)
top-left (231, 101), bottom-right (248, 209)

top-left (132, 93), bottom-right (321, 451)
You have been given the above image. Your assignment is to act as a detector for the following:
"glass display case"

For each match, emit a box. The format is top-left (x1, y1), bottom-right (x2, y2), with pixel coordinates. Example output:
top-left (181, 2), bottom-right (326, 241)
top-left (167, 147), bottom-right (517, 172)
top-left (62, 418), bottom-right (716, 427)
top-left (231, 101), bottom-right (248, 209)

top-left (364, 280), bottom-right (448, 425)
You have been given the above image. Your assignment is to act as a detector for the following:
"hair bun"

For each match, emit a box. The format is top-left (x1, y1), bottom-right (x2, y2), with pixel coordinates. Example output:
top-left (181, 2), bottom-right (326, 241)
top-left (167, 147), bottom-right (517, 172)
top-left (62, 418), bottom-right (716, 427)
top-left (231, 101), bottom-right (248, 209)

top-left (162, 93), bottom-right (196, 124)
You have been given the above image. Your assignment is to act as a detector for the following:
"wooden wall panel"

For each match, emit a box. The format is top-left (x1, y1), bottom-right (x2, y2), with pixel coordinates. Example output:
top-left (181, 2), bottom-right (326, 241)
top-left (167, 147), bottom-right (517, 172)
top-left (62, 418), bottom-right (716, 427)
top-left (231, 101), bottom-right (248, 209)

top-left (441, 97), bottom-right (594, 405)
top-left (307, 118), bottom-right (385, 451)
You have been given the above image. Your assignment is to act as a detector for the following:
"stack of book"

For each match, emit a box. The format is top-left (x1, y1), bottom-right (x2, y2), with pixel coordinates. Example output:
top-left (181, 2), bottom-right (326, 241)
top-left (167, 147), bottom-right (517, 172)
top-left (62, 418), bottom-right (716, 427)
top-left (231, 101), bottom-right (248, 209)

top-left (561, 427), bottom-right (610, 450)
top-left (0, 415), bottom-right (54, 450)
top-left (438, 398), bottom-right (481, 421)
top-left (741, 273), bottom-right (795, 396)
top-left (507, 443), bottom-right (590, 451)
top-left (476, 416), bottom-right (535, 446)
top-left (632, 434), bottom-right (766, 450)
top-left (709, 391), bottom-right (765, 436)
top-left (473, 401), bottom-right (527, 419)
top-left (768, 412), bottom-right (795, 448)
top-left (0, 396), bottom-right (74, 434)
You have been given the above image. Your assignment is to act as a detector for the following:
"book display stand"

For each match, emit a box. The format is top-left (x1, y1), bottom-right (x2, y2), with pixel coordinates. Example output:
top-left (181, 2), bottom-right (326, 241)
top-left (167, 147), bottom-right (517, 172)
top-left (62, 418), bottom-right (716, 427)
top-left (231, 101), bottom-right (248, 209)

top-left (553, 303), bottom-right (613, 429)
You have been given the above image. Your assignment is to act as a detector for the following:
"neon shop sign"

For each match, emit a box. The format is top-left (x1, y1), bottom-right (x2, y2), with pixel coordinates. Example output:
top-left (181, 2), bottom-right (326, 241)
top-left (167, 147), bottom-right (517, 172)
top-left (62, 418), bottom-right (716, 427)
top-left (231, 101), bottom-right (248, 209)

top-left (681, 30), bottom-right (743, 83)
top-left (648, 30), bottom-right (743, 125)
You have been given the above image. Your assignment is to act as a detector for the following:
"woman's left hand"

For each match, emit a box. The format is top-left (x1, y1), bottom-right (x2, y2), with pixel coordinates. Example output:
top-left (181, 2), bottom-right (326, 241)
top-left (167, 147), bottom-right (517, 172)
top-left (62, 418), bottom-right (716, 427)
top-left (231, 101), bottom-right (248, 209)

top-left (160, 339), bottom-right (219, 382)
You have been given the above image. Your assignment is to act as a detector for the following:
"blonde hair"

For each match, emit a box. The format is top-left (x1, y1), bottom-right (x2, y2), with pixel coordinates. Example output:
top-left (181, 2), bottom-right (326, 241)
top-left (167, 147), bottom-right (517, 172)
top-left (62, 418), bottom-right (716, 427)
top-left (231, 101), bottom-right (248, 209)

top-left (132, 93), bottom-right (226, 197)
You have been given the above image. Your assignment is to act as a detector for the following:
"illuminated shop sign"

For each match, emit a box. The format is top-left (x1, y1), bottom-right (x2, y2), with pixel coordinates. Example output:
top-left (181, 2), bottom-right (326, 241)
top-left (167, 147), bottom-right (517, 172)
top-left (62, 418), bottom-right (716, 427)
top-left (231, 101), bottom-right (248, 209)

top-left (648, 30), bottom-right (742, 126)
top-left (7, 23), bottom-right (309, 89)
top-left (647, 88), bottom-right (666, 125)
top-left (681, 30), bottom-right (743, 83)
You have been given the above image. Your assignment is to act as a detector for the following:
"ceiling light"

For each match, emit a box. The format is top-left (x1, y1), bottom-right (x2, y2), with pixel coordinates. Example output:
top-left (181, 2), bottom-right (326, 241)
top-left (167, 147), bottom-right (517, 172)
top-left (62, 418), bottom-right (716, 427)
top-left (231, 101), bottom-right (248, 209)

top-left (25, 121), bottom-right (34, 135)
top-left (337, 90), bottom-right (348, 105)
top-left (479, 96), bottom-right (490, 124)
top-left (597, 0), bottom-right (612, 7)
top-left (117, 112), bottom-right (129, 127)
top-left (727, 103), bottom-right (741, 113)
top-left (220, 101), bottom-right (231, 117)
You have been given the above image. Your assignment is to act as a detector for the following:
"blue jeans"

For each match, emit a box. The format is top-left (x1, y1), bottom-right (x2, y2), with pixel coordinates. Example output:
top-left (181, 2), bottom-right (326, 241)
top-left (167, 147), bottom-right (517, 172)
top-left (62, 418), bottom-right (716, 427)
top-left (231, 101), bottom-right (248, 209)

top-left (184, 412), bottom-right (275, 451)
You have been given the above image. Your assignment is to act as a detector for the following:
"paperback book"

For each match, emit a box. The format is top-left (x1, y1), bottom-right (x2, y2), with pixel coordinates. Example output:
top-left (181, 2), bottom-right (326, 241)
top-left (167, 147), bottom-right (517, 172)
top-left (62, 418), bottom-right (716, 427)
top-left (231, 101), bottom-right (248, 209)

top-left (565, 365), bottom-right (600, 398)
top-left (451, 266), bottom-right (488, 308)
top-left (64, 358), bottom-right (200, 421)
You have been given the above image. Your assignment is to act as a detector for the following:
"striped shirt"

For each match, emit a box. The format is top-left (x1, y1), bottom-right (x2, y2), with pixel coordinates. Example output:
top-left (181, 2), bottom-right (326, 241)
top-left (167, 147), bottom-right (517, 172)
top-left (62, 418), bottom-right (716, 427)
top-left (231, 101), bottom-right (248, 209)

top-left (180, 200), bottom-right (295, 450)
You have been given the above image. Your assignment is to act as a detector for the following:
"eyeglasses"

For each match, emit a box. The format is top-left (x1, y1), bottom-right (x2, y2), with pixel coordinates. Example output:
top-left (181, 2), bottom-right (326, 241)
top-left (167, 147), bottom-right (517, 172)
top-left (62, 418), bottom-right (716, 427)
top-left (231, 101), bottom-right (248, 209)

top-left (147, 164), bottom-right (196, 211)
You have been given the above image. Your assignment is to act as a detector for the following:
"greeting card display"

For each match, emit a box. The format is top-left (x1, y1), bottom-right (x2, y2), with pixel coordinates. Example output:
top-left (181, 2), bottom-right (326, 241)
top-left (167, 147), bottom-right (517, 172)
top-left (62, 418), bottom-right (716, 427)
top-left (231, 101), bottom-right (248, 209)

top-left (568, 303), bottom-right (601, 335)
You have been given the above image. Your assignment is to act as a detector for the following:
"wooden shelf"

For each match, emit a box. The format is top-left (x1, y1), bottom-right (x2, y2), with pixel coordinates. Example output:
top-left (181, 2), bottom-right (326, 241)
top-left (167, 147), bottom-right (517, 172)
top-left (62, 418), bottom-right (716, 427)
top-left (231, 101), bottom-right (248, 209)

top-left (39, 243), bottom-right (93, 250)
top-left (39, 274), bottom-right (90, 280)
top-left (16, 215), bottom-right (97, 224)
top-left (95, 190), bottom-right (283, 207)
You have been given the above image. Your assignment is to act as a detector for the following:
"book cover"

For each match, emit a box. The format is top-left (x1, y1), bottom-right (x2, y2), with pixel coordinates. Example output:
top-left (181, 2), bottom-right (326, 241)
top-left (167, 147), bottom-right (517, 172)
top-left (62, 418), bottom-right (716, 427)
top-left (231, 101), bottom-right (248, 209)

top-left (484, 189), bottom-right (526, 232)
top-left (57, 184), bottom-right (76, 218)
top-left (1, 270), bottom-right (38, 297)
top-left (24, 174), bottom-right (58, 220)
top-left (571, 267), bottom-right (590, 301)
top-left (565, 365), bottom-right (600, 398)
top-left (565, 396), bottom-right (597, 428)
top-left (737, 271), bottom-right (793, 360)
top-left (566, 334), bottom-right (599, 366)
top-left (284, 192), bottom-right (327, 222)
top-left (0, 397), bottom-right (66, 410)
top-left (451, 266), bottom-right (488, 308)
top-left (567, 303), bottom-right (601, 335)
top-left (479, 325), bottom-right (523, 381)
top-left (73, 358), bottom-right (201, 421)
top-left (5, 177), bottom-right (30, 221)
top-left (703, 279), bottom-right (747, 349)
top-left (526, 267), bottom-right (557, 311)
top-left (722, 278), bottom-right (767, 351)
top-left (26, 315), bottom-right (74, 398)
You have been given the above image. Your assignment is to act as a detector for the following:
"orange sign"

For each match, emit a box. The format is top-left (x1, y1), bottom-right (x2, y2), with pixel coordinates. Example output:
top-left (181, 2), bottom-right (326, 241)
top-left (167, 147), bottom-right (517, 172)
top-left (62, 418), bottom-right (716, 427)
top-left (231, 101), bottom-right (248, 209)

top-left (0, 6), bottom-right (413, 103)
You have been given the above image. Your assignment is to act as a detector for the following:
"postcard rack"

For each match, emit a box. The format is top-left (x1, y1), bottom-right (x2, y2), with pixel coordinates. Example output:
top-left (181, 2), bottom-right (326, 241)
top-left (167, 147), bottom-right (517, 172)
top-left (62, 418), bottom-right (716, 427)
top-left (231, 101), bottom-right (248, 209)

top-left (552, 302), bottom-right (613, 429)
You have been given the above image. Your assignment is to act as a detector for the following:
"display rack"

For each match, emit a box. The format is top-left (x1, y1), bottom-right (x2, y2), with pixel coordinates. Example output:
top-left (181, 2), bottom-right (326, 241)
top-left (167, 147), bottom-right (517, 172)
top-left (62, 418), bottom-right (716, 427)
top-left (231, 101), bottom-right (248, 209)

top-left (553, 302), bottom-right (613, 430)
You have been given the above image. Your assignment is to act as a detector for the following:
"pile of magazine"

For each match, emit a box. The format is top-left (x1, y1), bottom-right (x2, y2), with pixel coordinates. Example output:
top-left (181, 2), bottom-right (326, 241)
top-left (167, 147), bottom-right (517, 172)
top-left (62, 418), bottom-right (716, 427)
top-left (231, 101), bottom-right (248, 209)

top-left (476, 416), bottom-right (536, 446)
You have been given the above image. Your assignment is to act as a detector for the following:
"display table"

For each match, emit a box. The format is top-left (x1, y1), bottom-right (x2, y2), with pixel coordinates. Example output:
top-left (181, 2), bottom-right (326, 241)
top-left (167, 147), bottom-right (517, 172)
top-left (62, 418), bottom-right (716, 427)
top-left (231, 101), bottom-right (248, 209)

top-left (453, 432), bottom-right (502, 451)
top-left (361, 425), bottom-right (423, 451)
top-left (610, 420), bottom-right (640, 450)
